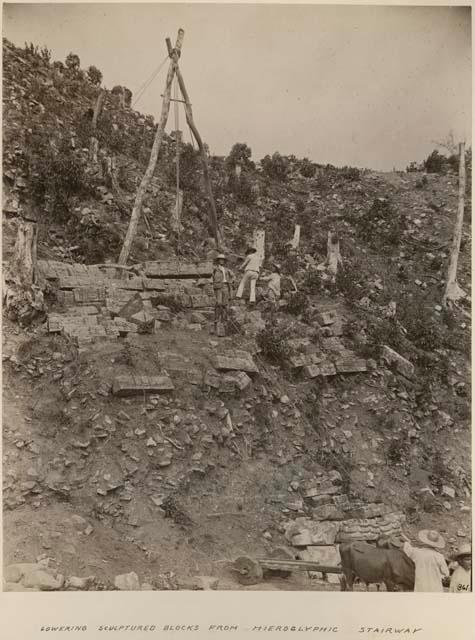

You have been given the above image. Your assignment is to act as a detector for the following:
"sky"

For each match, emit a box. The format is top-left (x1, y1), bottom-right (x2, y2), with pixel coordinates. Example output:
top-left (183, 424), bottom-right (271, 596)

top-left (2, 3), bottom-right (472, 171)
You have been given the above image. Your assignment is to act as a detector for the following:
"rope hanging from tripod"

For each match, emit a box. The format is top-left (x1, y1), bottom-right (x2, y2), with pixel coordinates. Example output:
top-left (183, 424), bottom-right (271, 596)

top-left (173, 75), bottom-right (181, 258)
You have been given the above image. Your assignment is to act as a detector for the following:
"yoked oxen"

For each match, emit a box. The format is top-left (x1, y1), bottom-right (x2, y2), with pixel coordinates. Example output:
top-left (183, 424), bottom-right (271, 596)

top-left (339, 540), bottom-right (415, 592)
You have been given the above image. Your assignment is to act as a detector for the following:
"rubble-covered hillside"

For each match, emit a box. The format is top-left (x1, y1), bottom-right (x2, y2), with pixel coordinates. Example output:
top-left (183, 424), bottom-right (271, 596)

top-left (2, 38), bottom-right (471, 591)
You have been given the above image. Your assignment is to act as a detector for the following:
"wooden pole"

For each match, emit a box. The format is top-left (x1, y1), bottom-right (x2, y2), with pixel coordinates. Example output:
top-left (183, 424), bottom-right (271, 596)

top-left (443, 141), bottom-right (466, 307)
top-left (174, 65), bottom-right (221, 249)
top-left (118, 29), bottom-right (184, 265)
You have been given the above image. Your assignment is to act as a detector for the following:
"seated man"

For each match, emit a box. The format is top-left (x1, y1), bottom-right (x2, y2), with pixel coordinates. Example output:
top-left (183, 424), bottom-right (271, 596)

top-left (259, 263), bottom-right (282, 310)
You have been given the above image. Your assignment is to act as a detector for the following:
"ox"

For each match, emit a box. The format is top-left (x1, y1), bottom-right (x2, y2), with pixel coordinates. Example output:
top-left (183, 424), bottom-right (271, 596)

top-left (339, 541), bottom-right (415, 592)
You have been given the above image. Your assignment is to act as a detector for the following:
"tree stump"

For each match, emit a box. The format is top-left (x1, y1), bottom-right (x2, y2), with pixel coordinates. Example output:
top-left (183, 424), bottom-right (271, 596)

top-left (3, 221), bottom-right (45, 325)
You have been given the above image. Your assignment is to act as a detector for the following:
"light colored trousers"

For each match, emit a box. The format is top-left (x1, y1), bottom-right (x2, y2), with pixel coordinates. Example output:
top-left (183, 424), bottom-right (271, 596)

top-left (236, 270), bottom-right (259, 303)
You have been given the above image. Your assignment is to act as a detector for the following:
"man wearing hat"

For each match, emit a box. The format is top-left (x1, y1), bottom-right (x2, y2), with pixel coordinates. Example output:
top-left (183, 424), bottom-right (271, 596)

top-left (449, 544), bottom-right (471, 592)
top-left (401, 530), bottom-right (449, 592)
top-left (236, 247), bottom-right (261, 304)
top-left (212, 253), bottom-right (233, 333)
top-left (260, 262), bottom-right (282, 311)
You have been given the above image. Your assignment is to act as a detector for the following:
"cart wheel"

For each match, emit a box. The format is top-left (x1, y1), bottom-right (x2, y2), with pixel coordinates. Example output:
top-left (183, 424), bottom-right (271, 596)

top-left (234, 556), bottom-right (263, 585)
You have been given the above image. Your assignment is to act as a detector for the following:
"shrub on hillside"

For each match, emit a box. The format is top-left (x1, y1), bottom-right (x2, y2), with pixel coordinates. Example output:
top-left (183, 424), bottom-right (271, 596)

top-left (429, 451), bottom-right (455, 494)
top-left (386, 436), bottom-right (410, 465)
top-left (261, 152), bottom-right (290, 181)
top-left (124, 88), bottom-right (132, 108)
top-left (398, 306), bottom-right (441, 353)
top-left (87, 65), bottom-right (103, 86)
top-left (356, 197), bottom-right (407, 248)
top-left (164, 142), bottom-right (201, 191)
top-left (29, 140), bottom-right (92, 221)
top-left (415, 176), bottom-right (428, 189)
top-left (227, 173), bottom-right (257, 205)
top-left (75, 221), bottom-right (122, 264)
top-left (424, 149), bottom-right (448, 174)
top-left (406, 161), bottom-right (420, 173)
top-left (334, 265), bottom-right (362, 302)
top-left (257, 322), bottom-right (292, 365)
top-left (65, 52), bottom-right (80, 72)
top-left (299, 158), bottom-right (317, 178)
top-left (225, 143), bottom-right (255, 173)
top-left (284, 291), bottom-right (308, 317)
top-left (340, 166), bottom-right (360, 181)
top-left (303, 269), bottom-right (325, 295)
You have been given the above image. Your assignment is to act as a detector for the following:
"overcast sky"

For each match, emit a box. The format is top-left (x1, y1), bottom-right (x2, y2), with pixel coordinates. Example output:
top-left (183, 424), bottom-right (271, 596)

top-left (3, 3), bottom-right (472, 170)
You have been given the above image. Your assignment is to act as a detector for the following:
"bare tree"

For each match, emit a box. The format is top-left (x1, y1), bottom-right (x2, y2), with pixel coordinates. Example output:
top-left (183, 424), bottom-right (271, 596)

top-left (89, 88), bottom-right (105, 163)
top-left (443, 142), bottom-right (467, 307)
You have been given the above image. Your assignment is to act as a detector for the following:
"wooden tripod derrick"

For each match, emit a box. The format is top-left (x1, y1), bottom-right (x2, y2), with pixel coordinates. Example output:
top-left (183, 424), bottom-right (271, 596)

top-left (118, 29), bottom-right (220, 265)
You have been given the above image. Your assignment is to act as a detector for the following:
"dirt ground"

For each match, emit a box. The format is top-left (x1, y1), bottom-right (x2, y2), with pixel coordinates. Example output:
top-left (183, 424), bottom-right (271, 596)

top-left (2, 307), bottom-right (471, 591)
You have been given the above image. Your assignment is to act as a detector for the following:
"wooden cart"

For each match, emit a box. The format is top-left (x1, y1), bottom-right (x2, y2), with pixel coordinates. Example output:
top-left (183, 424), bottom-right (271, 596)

top-left (232, 549), bottom-right (342, 586)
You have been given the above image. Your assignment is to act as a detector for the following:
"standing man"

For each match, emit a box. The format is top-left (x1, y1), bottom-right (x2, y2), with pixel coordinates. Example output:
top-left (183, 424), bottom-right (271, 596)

top-left (401, 530), bottom-right (449, 592)
top-left (236, 247), bottom-right (261, 304)
top-left (212, 253), bottom-right (233, 334)
top-left (449, 544), bottom-right (472, 593)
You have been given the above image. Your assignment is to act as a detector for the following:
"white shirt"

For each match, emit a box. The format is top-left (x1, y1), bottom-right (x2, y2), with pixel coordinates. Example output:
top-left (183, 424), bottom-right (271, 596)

top-left (266, 273), bottom-right (281, 297)
top-left (449, 566), bottom-right (471, 593)
top-left (403, 542), bottom-right (449, 592)
top-left (243, 253), bottom-right (261, 272)
top-left (219, 266), bottom-right (228, 284)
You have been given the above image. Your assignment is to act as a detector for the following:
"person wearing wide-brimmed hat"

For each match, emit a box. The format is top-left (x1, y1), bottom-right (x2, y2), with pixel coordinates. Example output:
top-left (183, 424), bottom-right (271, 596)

top-left (401, 530), bottom-right (449, 592)
top-left (449, 544), bottom-right (471, 593)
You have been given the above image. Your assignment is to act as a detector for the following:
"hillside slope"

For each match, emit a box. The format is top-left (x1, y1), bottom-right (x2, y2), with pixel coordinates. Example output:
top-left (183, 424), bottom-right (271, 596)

top-left (2, 39), bottom-right (471, 591)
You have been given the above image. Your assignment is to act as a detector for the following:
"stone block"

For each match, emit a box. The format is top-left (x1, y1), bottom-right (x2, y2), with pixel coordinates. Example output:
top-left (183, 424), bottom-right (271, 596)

top-left (113, 318), bottom-right (138, 335)
top-left (130, 310), bottom-right (156, 333)
top-left (223, 371), bottom-right (252, 392)
top-left (112, 375), bottom-right (174, 397)
top-left (337, 513), bottom-right (404, 542)
top-left (291, 531), bottom-right (313, 546)
top-left (204, 369), bottom-right (221, 389)
top-left (382, 346), bottom-right (415, 379)
top-left (321, 337), bottom-right (345, 352)
top-left (308, 494), bottom-right (334, 507)
top-left (178, 576), bottom-right (219, 590)
top-left (297, 546), bottom-right (341, 583)
top-left (22, 569), bottom-right (64, 591)
top-left (304, 362), bottom-right (337, 378)
top-left (285, 518), bottom-right (340, 546)
top-left (114, 572), bottom-right (140, 591)
top-left (308, 521), bottom-right (340, 545)
top-left (143, 278), bottom-right (167, 291)
top-left (334, 358), bottom-right (368, 374)
top-left (442, 485), bottom-right (456, 499)
top-left (333, 494), bottom-right (351, 510)
top-left (287, 338), bottom-right (313, 350)
top-left (72, 286), bottom-right (106, 303)
top-left (312, 505), bottom-right (345, 521)
top-left (305, 483), bottom-right (339, 498)
top-left (190, 294), bottom-right (214, 308)
top-left (348, 503), bottom-right (390, 519)
top-left (143, 261), bottom-right (213, 279)
top-left (213, 352), bottom-right (258, 374)
top-left (289, 353), bottom-right (323, 369)
top-left (316, 310), bottom-right (339, 326)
